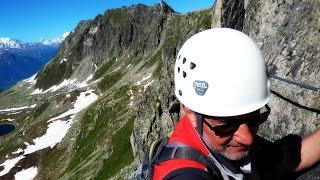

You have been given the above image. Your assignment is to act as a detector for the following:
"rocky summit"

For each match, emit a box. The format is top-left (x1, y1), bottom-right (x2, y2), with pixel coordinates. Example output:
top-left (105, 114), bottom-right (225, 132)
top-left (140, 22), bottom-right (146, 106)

top-left (0, 0), bottom-right (319, 179)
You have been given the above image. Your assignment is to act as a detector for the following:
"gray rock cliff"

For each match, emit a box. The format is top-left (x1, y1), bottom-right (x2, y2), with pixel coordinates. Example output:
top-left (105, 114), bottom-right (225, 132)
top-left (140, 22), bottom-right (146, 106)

top-left (212, 0), bottom-right (320, 178)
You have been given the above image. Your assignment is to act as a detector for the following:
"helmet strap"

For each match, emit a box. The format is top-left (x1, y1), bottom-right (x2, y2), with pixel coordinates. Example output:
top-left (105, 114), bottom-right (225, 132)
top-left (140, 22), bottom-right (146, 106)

top-left (195, 113), bottom-right (203, 138)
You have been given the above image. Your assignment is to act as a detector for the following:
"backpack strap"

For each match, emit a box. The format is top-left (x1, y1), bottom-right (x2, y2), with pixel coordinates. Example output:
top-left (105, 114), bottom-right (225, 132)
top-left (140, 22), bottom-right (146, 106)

top-left (139, 137), bottom-right (168, 180)
top-left (135, 138), bottom-right (223, 179)
top-left (155, 144), bottom-right (222, 179)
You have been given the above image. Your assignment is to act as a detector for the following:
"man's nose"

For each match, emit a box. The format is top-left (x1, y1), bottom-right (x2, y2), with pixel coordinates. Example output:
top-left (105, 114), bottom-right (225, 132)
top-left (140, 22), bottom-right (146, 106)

top-left (233, 123), bottom-right (256, 146)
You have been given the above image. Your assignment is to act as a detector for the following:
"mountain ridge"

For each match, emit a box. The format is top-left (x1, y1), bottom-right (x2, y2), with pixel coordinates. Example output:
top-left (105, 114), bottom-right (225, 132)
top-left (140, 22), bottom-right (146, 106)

top-left (0, 32), bottom-right (69, 49)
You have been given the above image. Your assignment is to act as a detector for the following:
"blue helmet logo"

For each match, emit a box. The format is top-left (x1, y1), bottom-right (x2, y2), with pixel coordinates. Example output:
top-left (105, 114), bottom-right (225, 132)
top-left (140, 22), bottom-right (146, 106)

top-left (193, 80), bottom-right (209, 96)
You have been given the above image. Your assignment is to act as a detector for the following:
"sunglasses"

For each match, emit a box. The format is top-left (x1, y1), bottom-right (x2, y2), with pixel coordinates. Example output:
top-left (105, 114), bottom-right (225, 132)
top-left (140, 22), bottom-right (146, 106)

top-left (203, 105), bottom-right (270, 135)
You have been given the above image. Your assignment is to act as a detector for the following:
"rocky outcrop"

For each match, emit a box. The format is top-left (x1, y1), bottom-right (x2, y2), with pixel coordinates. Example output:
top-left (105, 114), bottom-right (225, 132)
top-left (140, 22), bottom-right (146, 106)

top-left (35, 2), bottom-right (175, 90)
top-left (244, 1), bottom-right (320, 178)
top-left (132, 6), bottom-right (213, 164)
top-left (244, 0), bottom-right (319, 138)
top-left (212, 0), bottom-right (320, 178)
top-left (212, 0), bottom-right (245, 30)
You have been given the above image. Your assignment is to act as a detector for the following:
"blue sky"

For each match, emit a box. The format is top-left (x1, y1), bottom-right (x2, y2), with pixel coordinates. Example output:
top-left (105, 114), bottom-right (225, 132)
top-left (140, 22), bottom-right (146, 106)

top-left (0, 0), bottom-right (214, 42)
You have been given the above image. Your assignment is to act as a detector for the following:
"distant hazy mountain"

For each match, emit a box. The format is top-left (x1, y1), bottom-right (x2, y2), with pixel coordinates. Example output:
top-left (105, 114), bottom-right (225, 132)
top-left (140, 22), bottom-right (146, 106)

top-left (0, 33), bottom-right (69, 90)
top-left (0, 38), bottom-right (24, 49)
top-left (40, 32), bottom-right (70, 46)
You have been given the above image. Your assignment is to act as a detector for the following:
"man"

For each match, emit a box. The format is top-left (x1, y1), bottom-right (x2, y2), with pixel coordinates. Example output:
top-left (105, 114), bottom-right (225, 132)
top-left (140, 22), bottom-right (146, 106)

top-left (152, 28), bottom-right (320, 179)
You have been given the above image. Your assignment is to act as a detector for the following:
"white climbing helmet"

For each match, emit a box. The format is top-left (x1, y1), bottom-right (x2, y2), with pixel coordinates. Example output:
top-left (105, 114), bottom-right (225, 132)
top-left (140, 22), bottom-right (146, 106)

top-left (174, 28), bottom-right (270, 117)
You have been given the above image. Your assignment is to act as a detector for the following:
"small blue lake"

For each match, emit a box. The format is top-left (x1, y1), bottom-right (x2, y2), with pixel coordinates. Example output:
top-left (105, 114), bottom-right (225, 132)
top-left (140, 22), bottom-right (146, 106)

top-left (0, 123), bottom-right (15, 137)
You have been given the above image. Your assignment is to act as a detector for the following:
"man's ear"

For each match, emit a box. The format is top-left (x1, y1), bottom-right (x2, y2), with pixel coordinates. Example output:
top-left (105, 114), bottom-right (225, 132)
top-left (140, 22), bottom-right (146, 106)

top-left (182, 105), bottom-right (197, 127)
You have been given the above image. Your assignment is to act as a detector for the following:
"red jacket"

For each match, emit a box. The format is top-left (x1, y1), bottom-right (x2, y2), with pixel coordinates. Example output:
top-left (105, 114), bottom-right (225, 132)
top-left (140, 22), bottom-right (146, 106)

top-left (153, 115), bottom-right (210, 180)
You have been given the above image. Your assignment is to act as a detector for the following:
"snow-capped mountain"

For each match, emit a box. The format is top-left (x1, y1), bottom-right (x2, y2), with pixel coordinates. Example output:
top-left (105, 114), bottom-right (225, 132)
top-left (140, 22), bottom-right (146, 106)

top-left (40, 32), bottom-right (70, 45)
top-left (0, 38), bottom-right (24, 49)
top-left (0, 32), bottom-right (69, 90)
top-left (0, 32), bottom-right (69, 50)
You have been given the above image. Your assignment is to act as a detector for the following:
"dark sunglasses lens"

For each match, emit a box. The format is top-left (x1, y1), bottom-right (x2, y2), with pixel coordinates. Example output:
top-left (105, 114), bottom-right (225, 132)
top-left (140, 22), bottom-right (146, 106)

top-left (203, 119), bottom-right (238, 135)
top-left (214, 124), bottom-right (239, 135)
top-left (203, 106), bottom-right (270, 135)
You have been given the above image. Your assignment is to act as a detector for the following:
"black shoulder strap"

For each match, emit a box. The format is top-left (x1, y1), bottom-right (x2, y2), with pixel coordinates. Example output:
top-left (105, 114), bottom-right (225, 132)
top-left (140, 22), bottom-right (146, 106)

top-left (144, 137), bottom-right (169, 180)
top-left (136, 137), bottom-right (169, 180)
top-left (155, 145), bottom-right (222, 179)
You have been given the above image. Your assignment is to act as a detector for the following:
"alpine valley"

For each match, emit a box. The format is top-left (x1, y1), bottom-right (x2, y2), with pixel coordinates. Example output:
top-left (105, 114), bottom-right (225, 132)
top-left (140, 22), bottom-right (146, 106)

top-left (0, 1), bottom-right (319, 179)
top-left (0, 33), bottom-right (69, 90)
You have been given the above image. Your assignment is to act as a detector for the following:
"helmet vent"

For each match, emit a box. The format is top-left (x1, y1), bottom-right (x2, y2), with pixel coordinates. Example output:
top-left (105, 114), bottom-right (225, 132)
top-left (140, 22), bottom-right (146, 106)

top-left (183, 71), bottom-right (187, 78)
top-left (178, 55), bottom-right (181, 60)
top-left (178, 67), bottom-right (180, 73)
top-left (183, 58), bottom-right (186, 64)
top-left (190, 62), bottom-right (196, 69)
top-left (179, 90), bottom-right (182, 96)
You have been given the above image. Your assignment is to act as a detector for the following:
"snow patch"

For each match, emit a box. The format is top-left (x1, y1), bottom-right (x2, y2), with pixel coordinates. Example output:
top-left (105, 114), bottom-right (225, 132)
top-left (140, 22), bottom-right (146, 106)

top-left (24, 120), bottom-right (72, 155)
top-left (0, 104), bottom-right (36, 112)
top-left (94, 63), bottom-right (98, 70)
top-left (30, 104), bottom-right (37, 108)
top-left (144, 80), bottom-right (154, 91)
top-left (14, 166), bottom-right (38, 180)
top-left (3, 118), bottom-right (15, 121)
top-left (30, 88), bottom-right (43, 95)
top-left (0, 90), bottom-right (98, 177)
top-left (135, 73), bottom-right (152, 86)
top-left (49, 79), bottom-right (76, 92)
top-left (48, 90), bottom-right (98, 123)
top-left (12, 148), bottom-right (23, 155)
top-left (31, 76), bottom-right (94, 95)
top-left (89, 27), bottom-right (99, 34)
top-left (24, 74), bottom-right (37, 84)
top-left (76, 75), bottom-right (93, 88)
top-left (0, 156), bottom-right (24, 176)
top-left (114, 67), bottom-right (121, 72)
top-left (60, 58), bottom-right (67, 64)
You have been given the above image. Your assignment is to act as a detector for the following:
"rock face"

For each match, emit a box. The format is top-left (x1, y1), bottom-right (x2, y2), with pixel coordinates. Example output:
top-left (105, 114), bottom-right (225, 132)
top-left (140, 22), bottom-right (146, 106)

top-left (244, 0), bottom-right (319, 139)
top-left (244, 1), bottom-right (320, 178)
top-left (35, 3), bottom-right (175, 90)
top-left (212, 0), bottom-right (320, 178)
top-left (131, 4), bottom-right (212, 166)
